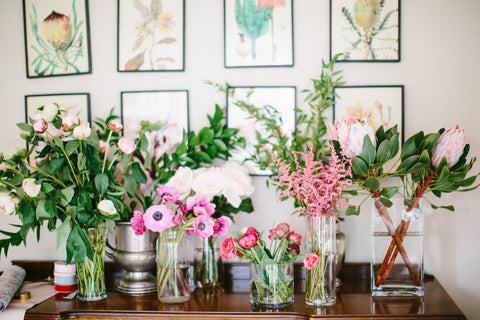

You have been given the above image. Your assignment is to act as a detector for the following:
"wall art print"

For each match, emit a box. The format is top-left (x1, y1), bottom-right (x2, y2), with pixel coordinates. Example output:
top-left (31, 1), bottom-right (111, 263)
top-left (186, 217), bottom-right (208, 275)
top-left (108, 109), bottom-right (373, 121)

top-left (330, 0), bottom-right (400, 62)
top-left (25, 93), bottom-right (91, 125)
top-left (334, 86), bottom-right (404, 143)
top-left (227, 86), bottom-right (296, 175)
top-left (224, 0), bottom-right (294, 68)
top-left (23, 0), bottom-right (92, 78)
top-left (118, 0), bottom-right (185, 72)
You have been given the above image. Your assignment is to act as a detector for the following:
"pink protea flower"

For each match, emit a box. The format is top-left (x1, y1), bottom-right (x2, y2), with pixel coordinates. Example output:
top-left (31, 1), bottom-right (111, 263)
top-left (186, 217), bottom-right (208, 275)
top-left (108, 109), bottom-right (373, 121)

top-left (143, 204), bottom-right (174, 233)
top-left (117, 137), bottom-right (136, 155)
top-left (156, 185), bottom-right (180, 203)
top-left (220, 237), bottom-right (237, 260)
top-left (303, 253), bottom-right (319, 270)
top-left (42, 11), bottom-right (73, 51)
top-left (33, 119), bottom-right (48, 133)
top-left (431, 125), bottom-right (466, 168)
top-left (193, 215), bottom-right (214, 239)
top-left (107, 120), bottom-right (123, 133)
top-left (328, 116), bottom-right (376, 158)
top-left (186, 196), bottom-right (215, 217)
top-left (130, 210), bottom-right (146, 235)
top-left (61, 114), bottom-right (80, 131)
top-left (212, 216), bottom-right (232, 237)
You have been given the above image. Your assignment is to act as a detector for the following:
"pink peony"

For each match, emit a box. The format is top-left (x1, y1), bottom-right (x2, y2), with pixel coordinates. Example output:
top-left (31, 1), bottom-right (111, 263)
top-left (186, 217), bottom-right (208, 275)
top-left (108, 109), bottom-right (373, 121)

top-left (328, 116), bottom-right (376, 158)
top-left (193, 215), bottom-right (214, 238)
top-left (62, 114), bottom-right (80, 131)
top-left (303, 253), bottom-right (319, 270)
top-left (220, 237), bottom-right (237, 260)
top-left (431, 125), bottom-right (466, 168)
top-left (117, 137), bottom-right (136, 155)
top-left (212, 216), bottom-right (232, 237)
top-left (238, 230), bottom-right (259, 249)
top-left (130, 210), bottom-right (146, 235)
top-left (156, 185), bottom-right (180, 203)
top-left (107, 120), bottom-right (123, 133)
top-left (143, 204), bottom-right (174, 233)
top-left (33, 119), bottom-right (48, 133)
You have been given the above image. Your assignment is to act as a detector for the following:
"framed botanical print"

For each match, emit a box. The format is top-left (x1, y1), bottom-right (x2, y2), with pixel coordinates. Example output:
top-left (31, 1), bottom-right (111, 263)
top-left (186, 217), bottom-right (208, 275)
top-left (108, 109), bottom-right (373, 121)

top-left (117, 0), bottom-right (185, 72)
top-left (224, 0), bottom-right (294, 68)
top-left (334, 85), bottom-right (404, 142)
top-left (25, 93), bottom-right (91, 124)
top-left (23, 0), bottom-right (92, 77)
top-left (227, 86), bottom-right (296, 175)
top-left (330, 0), bottom-right (400, 62)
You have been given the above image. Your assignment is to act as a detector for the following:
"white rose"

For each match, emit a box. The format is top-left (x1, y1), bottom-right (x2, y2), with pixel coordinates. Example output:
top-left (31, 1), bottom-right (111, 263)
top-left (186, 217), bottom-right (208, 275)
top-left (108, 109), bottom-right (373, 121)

top-left (191, 167), bottom-right (227, 200)
top-left (22, 178), bottom-right (41, 198)
top-left (42, 103), bottom-right (59, 122)
top-left (98, 199), bottom-right (117, 216)
top-left (4, 147), bottom-right (22, 160)
top-left (0, 192), bottom-right (18, 215)
top-left (221, 161), bottom-right (255, 207)
top-left (166, 166), bottom-right (193, 200)
top-left (72, 124), bottom-right (91, 140)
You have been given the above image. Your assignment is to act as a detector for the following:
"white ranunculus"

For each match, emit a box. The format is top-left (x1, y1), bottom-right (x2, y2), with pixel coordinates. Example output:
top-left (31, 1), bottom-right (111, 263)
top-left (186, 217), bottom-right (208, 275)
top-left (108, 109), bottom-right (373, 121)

top-left (42, 103), bottom-right (59, 122)
top-left (72, 124), bottom-right (91, 140)
top-left (98, 200), bottom-right (117, 216)
top-left (22, 178), bottom-right (41, 198)
top-left (191, 167), bottom-right (227, 200)
top-left (166, 166), bottom-right (194, 200)
top-left (0, 192), bottom-right (18, 215)
top-left (221, 161), bottom-right (255, 207)
top-left (4, 147), bottom-right (22, 160)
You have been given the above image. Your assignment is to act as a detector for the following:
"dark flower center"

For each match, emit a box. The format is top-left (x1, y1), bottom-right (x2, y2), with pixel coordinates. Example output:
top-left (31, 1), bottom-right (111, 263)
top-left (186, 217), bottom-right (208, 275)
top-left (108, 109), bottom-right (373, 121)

top-left (161, 192), bottom-right (171, 198)
top-left (153, 211), bottom-right (163, 221)
top-left (198, 222), bottom-right (205, 231)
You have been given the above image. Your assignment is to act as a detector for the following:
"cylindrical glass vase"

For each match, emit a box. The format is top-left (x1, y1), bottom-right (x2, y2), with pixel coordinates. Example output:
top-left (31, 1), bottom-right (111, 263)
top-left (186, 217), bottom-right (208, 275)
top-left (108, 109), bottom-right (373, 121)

top-left (194, 237), bottom-right (224, 288)
top-left (305, 215), bottom-right (336, 306)
top-left (250, 262), bottom-right (294, 308)
top-left (76, 224), bottom-right (107, 301)
top-left (157, 230), bottom-right (191, 303)
top-left (371, 196), bottom-right (424, 296)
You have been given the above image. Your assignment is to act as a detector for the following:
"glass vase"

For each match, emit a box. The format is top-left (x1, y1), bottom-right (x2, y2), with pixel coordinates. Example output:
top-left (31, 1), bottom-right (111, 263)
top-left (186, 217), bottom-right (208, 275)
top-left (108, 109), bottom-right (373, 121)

top-left (157, 229), bottom-right (191, 303)
top-left (305, 215), bottom-right (336, 306)
top-left (76, 224), bottom-right (107, 301)
top-left (194, 237), bottom-right (224, 288)
top-left (250, 262), bottom-right (294, 308)
top-left (371, 196), bottom-right (424, 296)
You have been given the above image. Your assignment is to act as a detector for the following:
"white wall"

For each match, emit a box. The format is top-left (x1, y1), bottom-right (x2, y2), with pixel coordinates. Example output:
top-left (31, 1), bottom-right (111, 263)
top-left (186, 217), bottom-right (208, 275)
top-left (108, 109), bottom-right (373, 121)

top-left (1, 0), bottom-right (479, 319)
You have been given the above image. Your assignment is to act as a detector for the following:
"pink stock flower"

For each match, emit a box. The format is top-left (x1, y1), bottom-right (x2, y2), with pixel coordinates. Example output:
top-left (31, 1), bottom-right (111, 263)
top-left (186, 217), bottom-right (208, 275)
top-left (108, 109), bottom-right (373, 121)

top-left (186, 196), bottom-right (215, 217)
top-left (220, 237), bottom-right (237, 260)
top-left (212, 216), bottom-right (232, 237)
top-left (61, 114), bottom-right (80, 131)
top-left (328, 117), bottom-right (376, 158)
top-left (193, 215), bottom-right (214, 238)
top-left (156, 185), bottom-right (180, 203)
top-left (107, 120), bottom-right (123, 133)
top-left (33, 119), bottom-right (48, 133)
top-left (431, 125), bottom-right (466, 168)
top-left (130, 210), bottom-right (146, 235)
top-left (303, 253), bottom-right (319, 270)
top-left (117, 137), bottom-right (136, 155)
top-left (238, 230), bottom-right (259, 249)
top-left (143, 204), bottom-right (174, 233)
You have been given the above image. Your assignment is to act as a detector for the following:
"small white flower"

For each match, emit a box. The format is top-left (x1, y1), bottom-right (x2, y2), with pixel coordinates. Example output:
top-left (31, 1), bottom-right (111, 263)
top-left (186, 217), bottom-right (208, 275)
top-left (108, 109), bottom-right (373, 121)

top-left (72, 124), bottom-right (91, 140)
top-left (42, 103), bottom-right (59, 122)
top-left (0, 192), bottom-right (18, 215)
top-left (4, 147), bottom-right (22, 160)
top-left (98, 199), bottom-right (117, 216)
top-left (22, 178), bottom-right (41, 198)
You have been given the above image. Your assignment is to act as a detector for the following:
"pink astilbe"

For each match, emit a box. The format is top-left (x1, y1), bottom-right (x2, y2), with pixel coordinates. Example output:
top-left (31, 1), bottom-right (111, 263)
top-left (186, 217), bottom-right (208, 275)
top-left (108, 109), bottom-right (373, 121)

top-left (273, 142), bottom-right (355, 218)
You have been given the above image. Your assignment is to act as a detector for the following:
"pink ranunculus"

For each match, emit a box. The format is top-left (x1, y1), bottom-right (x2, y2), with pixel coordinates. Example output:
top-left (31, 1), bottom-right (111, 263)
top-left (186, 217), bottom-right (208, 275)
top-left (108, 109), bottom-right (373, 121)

top-left (107, 120), bottom-right (123, 133)
top-left (143, 204), bottom-right (174, 233)
top-left (99, 140), bottom-right (108, 153)
top-left (130, 210), bottom-right (146, 235)
top-left (193, 215), bottom-right (214, 239)
top-left (303, 253), bottom-right (319, 270)
top-left (117, 137), bottom-right (136, 155)
top-left (33, 119), bottom-right (48, 133)
top-left (186, 196), bottom-right (215, 217)
top-left (156, 185), bottom-right (180, 203)
top-left (287, 231), bottom-right (302, 245)
top-left (220, 237), bottom-right (237, 260)
top-left (431, 125), bottom-right (466, 168)
top-left (328, 117), bottom-right (376, 158)
top-left (238, 231), bottom-right (259, 249)
top-left (212, 216), bottom-right (232, 237)
top-left (62, 114), bottom-right (80, 131)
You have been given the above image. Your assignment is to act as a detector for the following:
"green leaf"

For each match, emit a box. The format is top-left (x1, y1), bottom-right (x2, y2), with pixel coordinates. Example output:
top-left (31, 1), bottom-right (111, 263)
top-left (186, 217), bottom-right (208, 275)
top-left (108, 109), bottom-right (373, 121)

top-left (56, 217), bottom-right (71, 249)
top-left (397, 155), bottom-right (420, 174)
top-left (196, 151), bottom-right (213, 164)
top-left (379, 186), bottom-right (400, 198)
top-left (175, 143), bottom-right (187, 156)
top-left (61, 186), bottom-right (75, 205)
top-left (352, 157), bottom-right (368, 176)
top-left (94, 173), bottom-right (109, 196)
top-left (361, 135), bottom-right (376, 166)
top-left (401, 133), bottom-right (421, 160)
top-left (54, 137), bottom-right (64, 148)
top-left (389, 136), bottom-right (400, 159)
top-left (419, 149), bottom-right (430, 166)
top-left (131, 162), bottom-right (148, 184)
top-left (188, 135), bottom-right (200, 147)
top-left (66, 225), bottom-right (93, 263)
top-left (213, 139), bottom-right (227, 152)
top-left (36, 199), bottom-right (56, 219)
top-left (345, 206), bottom-right (360, 216)
top-left (375, 140), bottom-right (390, 163)
top-left (50, 158), bottom-right (65, 174)
top-left (65, 141), bottom-right (79, 156)
top-left (431, 204), bottom-right (455, 211)
top-left (408, 162), bottom-right (428, 174)
top-left (199, 127), bottom-right (214, 145)
top-left (364, 177), bottom-right (380, 192)
top-left (123, 174), bottom-right (138, 196)
top-left (17, 122), bottom-right (34, 133)
top-left (379, 197), bottom-right (393, 208)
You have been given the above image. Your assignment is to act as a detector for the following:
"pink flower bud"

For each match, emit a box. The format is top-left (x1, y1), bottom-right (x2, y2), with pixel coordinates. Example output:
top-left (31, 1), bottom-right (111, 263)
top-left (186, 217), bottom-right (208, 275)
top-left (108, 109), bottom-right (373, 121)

top-left (117, 137), bottom-right (136, 155)
top-left (431, 125), bottom-right (466, 168)
top-left (33, 119), bottom-right (48, 133)
top-left (62, 114), bottom-right (80, 131)
top-left (107, 120), bottom-right (123, 133)
top-left (99, 140), bottom-right (108, 153)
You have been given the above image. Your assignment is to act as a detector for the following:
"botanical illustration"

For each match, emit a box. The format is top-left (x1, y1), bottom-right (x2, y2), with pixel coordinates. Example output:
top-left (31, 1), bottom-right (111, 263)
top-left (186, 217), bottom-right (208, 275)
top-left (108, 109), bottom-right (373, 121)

top-left (225, 0), bottom-right (293, 67)
top-left (23, 0), bottom-right (90, 77)
top-left (118, 0), bottom-right (184, 71)
top-left (331, 0), bottom-right (399, 61)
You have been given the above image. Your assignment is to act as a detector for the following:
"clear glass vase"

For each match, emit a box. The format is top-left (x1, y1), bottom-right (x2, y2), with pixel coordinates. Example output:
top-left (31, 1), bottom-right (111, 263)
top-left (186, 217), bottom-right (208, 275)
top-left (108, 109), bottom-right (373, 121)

top-left (76, 224), bottom-right (107, 301)
top-left (371, 196), bottom-right (424, 296)
top-left (250, 262), bottom-right (294, 308)
top-left (194, 237), bottom-right (224, 288)
top-left (157, 229), bottom-right (191, 303)
top-left (305, 215), bottom-right (336, 306)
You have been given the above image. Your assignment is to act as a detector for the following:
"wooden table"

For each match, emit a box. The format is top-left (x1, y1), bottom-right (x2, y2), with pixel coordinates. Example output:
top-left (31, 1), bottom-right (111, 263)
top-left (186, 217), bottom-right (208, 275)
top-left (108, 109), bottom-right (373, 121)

top-left (17, 262), bottom-right (465, 320)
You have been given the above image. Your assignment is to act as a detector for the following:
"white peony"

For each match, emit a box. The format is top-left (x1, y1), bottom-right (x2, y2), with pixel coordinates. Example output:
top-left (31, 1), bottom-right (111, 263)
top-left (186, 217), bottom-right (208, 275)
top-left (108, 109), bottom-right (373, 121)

top-left (72, 124), bottom-right (91, 140)
top-left (221, 161), bottom-right (255, 207)
top-left (98, 199), bottom-right (117, 216)
top-left (42, 103), bottom-right (59, 122)
top-left (22, 178), bottom-right (41, 198)
top-left (0, 192), bottom-right (18, 215)
top-left (191, 167), bottom-right (227, 200)
top-left (166, 166), bottom-right (194, 200)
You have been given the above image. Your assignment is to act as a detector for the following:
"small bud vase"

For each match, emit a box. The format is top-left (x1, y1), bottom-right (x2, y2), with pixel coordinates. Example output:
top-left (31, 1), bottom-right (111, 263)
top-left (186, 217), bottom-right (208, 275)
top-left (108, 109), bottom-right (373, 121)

top-left (305, 215), bottom-right (336, 306)
top-left (194, 237), bottom-right (224, 288)
top-left (250, 261), bottom-right (294, 308)
top-left (76, 224), bottom-right (107, 301)
top-left (157, 230), bottom-right (191, 303)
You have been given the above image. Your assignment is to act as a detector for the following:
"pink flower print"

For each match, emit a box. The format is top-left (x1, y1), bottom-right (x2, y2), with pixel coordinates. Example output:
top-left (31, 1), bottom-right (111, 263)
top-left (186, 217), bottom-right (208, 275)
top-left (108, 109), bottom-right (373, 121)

top-left (143, 204), bottom-right (174, 233)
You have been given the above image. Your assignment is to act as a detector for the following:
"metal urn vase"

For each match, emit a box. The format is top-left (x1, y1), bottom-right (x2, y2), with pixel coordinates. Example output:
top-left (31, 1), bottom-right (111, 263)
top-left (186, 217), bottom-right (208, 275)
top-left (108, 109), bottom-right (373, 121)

top-left (106, 222), bottom-right (158, 295)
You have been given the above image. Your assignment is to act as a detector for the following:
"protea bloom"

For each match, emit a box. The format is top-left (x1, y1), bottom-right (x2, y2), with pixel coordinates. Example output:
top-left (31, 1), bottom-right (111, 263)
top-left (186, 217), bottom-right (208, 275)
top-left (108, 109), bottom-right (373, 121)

top-left (328, 116), bottom-right (376, 158)
top-left (354, 0), bottom-right (381, 28)
top-left (41, 11), bottom-right (73, 51)
top-left (431, 125), bottom-right (466, 168)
